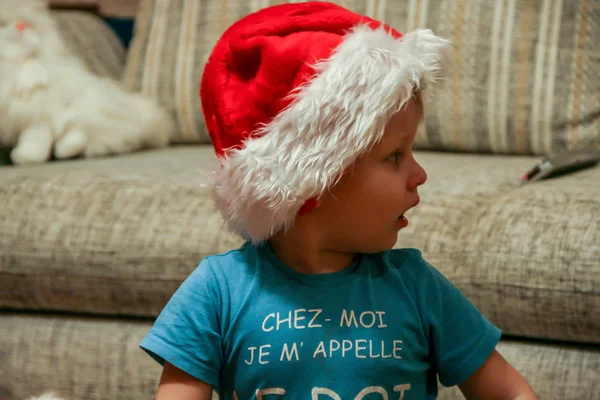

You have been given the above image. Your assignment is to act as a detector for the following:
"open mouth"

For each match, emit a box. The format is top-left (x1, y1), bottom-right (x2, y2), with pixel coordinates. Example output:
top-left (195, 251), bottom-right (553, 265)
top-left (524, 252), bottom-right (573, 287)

top-left (398, 198), bottom-right (420, 222)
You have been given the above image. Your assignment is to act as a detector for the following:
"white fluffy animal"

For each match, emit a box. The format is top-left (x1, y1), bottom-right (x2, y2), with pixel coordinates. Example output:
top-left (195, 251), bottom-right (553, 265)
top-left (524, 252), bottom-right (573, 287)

top-left (0, 0), bottom-right (173, 165)
top-left (24, 394), bottom-right (65, 400)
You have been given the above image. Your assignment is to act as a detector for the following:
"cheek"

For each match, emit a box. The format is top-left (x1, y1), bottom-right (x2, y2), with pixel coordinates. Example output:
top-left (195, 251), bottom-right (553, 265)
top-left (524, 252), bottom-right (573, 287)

top-left (362, 169), bottom-right (407, 202)
top-left (330, 174), bottom-right (405, 220)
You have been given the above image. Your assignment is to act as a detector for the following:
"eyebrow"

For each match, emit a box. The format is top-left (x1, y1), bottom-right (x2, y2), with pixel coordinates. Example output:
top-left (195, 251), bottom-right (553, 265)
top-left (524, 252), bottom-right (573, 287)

top-left (379, 132), bottom-right (413, 153)
top-left (399, 136), bottom-right (416, 150)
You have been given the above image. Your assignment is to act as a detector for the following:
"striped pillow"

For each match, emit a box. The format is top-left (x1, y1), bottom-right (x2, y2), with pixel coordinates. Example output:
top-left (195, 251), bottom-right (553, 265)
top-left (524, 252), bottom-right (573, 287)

top-left (53, 11), bottom-right (126, 81)
top-left (408, 0), bottom-right (600, 155)
top-left (123, 0), bottom-right (599, 155)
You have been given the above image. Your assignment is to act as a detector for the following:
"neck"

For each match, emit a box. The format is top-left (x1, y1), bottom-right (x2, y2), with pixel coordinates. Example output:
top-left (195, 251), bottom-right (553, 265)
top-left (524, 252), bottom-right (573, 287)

top-left (267, 225), bottom-right (356, 275)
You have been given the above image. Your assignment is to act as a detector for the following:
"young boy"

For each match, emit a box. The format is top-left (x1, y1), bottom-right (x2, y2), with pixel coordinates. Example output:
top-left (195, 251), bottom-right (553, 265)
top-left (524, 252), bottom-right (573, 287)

top-left (140, 2), bottom-right (537, 399)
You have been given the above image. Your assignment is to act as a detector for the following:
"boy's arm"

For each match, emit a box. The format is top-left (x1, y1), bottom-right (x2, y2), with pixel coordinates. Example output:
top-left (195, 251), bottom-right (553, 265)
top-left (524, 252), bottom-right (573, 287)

top-left (458, 350), bottom-right (538, 400)
top-left (155, 361), bottom-right (215, 400)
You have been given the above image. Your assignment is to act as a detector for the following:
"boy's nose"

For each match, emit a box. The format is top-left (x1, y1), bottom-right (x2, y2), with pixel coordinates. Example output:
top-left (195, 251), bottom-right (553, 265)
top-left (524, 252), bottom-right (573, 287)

top-left (408, 159), bottom-right (427, 189)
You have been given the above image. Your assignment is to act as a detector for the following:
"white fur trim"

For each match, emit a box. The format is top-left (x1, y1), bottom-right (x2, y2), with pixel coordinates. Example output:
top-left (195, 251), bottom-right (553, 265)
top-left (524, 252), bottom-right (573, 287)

top-left (210, 27), bottom-right (450, 243)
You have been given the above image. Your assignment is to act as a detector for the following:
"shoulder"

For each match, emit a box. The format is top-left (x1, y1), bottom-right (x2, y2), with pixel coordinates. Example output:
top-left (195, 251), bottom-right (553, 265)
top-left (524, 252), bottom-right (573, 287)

top-left (166, 243), bottom-right (259, 312)
top-left (201, 241), bottom-right (260, 277)
top-left (378, 248), bottom-right (448, 289)
top-left (385, 247), bottom-right (425, 266)
top-left (189, 242), bottom-right (263, 294)
top-left (383, 248), bottom-right (432, 276)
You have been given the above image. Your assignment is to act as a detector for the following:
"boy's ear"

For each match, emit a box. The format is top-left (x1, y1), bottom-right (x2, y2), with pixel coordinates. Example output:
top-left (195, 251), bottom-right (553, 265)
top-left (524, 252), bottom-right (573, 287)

top-left (412, 89), bottom-right (424, 118)
top-left (298, 197), bottom-right (319, 216)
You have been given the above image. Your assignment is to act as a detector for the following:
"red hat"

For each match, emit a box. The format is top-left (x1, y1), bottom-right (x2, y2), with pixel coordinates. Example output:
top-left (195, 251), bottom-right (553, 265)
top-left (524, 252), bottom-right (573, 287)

top-left (200, 1), bottom-right (449, 243)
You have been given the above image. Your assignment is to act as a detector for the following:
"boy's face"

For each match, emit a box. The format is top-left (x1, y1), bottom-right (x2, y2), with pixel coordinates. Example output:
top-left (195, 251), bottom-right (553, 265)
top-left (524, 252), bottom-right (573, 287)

top-left (312, 97), bottom-right (426, 253)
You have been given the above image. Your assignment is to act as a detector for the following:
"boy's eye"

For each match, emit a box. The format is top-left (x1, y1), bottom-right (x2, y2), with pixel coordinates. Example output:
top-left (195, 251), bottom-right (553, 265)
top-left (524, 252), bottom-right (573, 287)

top-left (386, 151), bottom-right (402, 163)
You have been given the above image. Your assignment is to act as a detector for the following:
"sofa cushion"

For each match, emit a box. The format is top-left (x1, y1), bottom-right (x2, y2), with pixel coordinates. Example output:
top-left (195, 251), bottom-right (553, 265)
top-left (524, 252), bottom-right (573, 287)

top-left (405, 152), bottom-right (600, 344)
top-left (437, 340), bottom-right (600, 400)
top-left (0, 147), bottom-right (240, 318)
top-left (123, 0), bottom-right (599, 154)
top-left (52, 10), bottom-right (126, 80)
top-left (1, 313), bottom-right (597, 400)
top-left (0, 147), bottom-right (598, 344)
top-left (0, 313), bottom-right (163, 400)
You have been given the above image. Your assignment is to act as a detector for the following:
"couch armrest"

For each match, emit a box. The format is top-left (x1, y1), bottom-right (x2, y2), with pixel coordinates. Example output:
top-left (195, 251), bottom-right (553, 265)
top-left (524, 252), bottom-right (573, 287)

top-left (99, 0), bottom-right (139, 18)
top-left (48, 0), bottom-right (139, 18)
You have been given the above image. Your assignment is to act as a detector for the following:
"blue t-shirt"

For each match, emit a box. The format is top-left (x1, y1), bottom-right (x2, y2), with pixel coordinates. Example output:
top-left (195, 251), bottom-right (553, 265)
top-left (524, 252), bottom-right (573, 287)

top-left (140, 243), bottom-right (501, 399)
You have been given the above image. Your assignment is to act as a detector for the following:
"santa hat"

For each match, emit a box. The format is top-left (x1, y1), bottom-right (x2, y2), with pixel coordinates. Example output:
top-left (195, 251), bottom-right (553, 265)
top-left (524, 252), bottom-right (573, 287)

top-left (200, 1), bottom-right (449, 244)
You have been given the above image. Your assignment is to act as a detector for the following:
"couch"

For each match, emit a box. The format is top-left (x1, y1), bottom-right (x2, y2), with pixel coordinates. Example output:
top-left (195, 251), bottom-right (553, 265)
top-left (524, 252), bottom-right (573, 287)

top-left (1, 1), bottom-right (598, 399)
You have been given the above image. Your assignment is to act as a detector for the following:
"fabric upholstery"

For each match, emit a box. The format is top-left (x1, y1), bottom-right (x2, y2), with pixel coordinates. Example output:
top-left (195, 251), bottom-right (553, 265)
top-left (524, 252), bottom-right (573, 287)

top-left (0, 313), bottom-right (162, 400)
top-left (123, 0), bottom-right (599, 153)
top-left (401, 151), bottom-right (600, 344)
top-left (49, 0), bottom-right (139, 18)
top-left (98, 0), bottom-right (139, 18)
top-left (0, 313), bottom-right (597, 400)
top-left (52, 11), bottom-right (126, 80)
top-left (437, 340), bottom-right (600, 400)
top-left (0, 147), bottom-right (240, 318)
top-left (1, 147), bottom-right (598, 344)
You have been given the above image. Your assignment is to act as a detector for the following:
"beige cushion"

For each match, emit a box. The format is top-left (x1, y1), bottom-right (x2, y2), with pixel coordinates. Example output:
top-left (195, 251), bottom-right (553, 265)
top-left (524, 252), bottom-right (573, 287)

top-left (52, 10), bottom-right (126, 81)
top-left (0, 313), bottom-right (161, 400)
top-left (123, 0), bottom-right (599, 154)
top-left (1, 313), bottom-right (597, 400)
top-left (410, 152), bottom-right (600, 344)
top-left (0, 147), bottom-right (240, 318)
top-left (0, 147), bottom-right (598, 344)
top-left (437, 340), bottom-right (600, 400)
